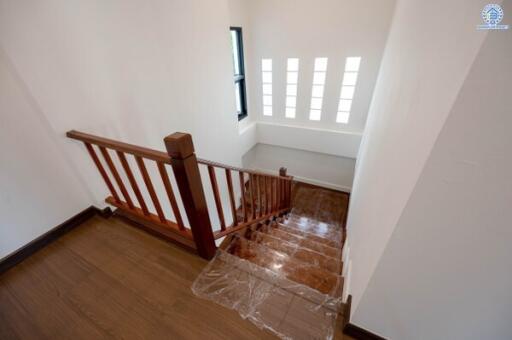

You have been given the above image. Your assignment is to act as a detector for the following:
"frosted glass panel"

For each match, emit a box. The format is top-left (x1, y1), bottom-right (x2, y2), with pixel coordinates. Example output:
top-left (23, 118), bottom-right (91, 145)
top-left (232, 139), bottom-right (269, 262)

top-left (287, 84), bottom-right (297, 96)
top-left (287, 58), bottom-right (299, 71)
top-left (345, 57), bottom-right (361, 72)
top-left (314, 58), bottom-right (328, 71)
top-left (336, 111), bottom-right (350, 123)
top-left (340, 86), bottom-right (355, 99)
top-left (313, 72), bottom-right (326, 85)
top-left (262, 59), bottom-right (272, 71)
top-left (309, 109), bottom-right (321, 121)
top-left (342, 72), bottom-right (358, 86)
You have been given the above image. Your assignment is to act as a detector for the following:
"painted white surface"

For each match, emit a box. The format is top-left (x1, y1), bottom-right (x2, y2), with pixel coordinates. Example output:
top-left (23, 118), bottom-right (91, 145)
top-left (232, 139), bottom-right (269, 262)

top-left (355, 13), bottom-right (512, 338)
top-left (345, 0), bottom-right (491, 315)
top-left (0, 0), bottom-right (242, 257)
top-left (237, 0), bottom-right (395, 133)
top-left (257, 122), bottom-right (362, 159)
top-left (243, 143), bottom-right (355, 192)
top-left (0, 50), bottom-right (92, 258)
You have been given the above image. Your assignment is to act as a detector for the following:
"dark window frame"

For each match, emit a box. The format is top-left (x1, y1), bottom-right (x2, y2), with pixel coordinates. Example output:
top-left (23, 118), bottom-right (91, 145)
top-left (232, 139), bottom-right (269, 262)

top-left (230, 26), bottom-right (248, 121)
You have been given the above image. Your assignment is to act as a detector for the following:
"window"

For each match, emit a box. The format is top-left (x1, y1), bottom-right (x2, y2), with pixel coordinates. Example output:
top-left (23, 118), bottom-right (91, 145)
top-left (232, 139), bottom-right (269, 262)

top-left (261, 58), bottom-right (273, 116)
top-left (285, 58), bottom-right (299, 118)
top-left (230, 27), bottom-right (247, 121)
top-left (309, 57), bottom-right (328, 121)
top-left (336, 57), bottom-right (361, 124)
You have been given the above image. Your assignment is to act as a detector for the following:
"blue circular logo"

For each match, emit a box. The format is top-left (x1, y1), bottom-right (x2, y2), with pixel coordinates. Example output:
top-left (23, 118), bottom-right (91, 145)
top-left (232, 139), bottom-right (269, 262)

top-left (482, 4), bottom-right (504, 25)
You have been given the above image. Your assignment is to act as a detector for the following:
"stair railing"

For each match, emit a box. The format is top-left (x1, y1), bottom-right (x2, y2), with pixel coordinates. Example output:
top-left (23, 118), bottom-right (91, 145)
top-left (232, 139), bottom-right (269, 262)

top-left (67, 130), bottom-right (293, 259)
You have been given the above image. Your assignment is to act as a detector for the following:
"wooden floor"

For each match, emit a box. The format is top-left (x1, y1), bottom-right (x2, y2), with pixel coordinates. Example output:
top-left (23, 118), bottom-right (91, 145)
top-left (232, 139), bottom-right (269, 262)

top-left (0, 185), bottom-right (353, 340)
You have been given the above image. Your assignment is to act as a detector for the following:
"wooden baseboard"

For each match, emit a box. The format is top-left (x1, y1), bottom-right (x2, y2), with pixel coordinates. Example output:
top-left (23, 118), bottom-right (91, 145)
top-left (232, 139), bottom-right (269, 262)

top-left (0, 206), bottom-right (112, 275)
top-left (342, 295), bottom-right (387, 340)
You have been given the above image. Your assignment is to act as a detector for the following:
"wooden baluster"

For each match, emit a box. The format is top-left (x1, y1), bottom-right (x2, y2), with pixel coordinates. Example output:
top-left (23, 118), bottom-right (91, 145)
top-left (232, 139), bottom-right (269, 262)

top-left (265, 176), bottom-right (270, 215)
top-left (157, 162), bottom-right (185, 230)
top-left (249, 174), bottom-right (256, 220)
top-left (288, 178), bottom-right (293, 208)
top-left (260, 176), bottom-right (267, 216)
top-left (99, 146), bottom-right (134, 209)
top-left (257, 175), bottom-right (262, 218)
top-left (225, 169), bottom-right (238, 227)
top-left (276, 178), bottom-right (281, 210)
top-left (208, 165), bottom-right (226, 231)
top-left (116, 151), bottom-right (150, 216)
top-left (271, 177), bottom-right (276, 212)
top-left (279, 168), bottom-right (287, 209)
top-left (84, 143), bottom-right (121, 203)
top-left (135, 156), bottom-right (166, 223)
top-left (165, 133), bottom-right (216, 260)
top-left (268, 177), bottom-right (272, 213)
top-left (238, 172), bottom-right (248, 222)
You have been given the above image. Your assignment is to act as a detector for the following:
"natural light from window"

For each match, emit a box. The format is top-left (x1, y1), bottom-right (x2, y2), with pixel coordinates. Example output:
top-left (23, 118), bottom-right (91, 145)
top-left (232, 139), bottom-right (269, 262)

top-left (309, 57), bottom-right (328, 121)
top-left (285, 58), bottom-right (299, 118)
top-left (262, 59), bottom-right (273, 116)
top-left (336, 56), bottom-right (361, 124)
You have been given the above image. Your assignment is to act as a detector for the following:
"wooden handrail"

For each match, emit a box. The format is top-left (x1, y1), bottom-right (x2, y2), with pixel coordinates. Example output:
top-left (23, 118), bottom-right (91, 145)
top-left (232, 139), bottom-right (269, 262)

top-left (197, 158), bottom-right (292, 181)
top-left (67, 130), bottom-right (171, 163)
top-left (67, 130), bottom-right (293, 259)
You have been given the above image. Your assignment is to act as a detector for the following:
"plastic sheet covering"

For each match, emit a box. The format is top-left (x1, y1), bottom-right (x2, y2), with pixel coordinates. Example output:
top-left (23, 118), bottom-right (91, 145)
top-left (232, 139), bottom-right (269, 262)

top-left (192, 238), bottom-right (343, 340)
top-left (290, 186), bottom-right (348, 228)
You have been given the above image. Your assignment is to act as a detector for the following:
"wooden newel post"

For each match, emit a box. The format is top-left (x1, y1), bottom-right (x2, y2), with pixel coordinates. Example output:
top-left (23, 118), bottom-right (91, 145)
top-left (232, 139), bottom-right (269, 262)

top-left (164, 133), bottom-right (216, 260)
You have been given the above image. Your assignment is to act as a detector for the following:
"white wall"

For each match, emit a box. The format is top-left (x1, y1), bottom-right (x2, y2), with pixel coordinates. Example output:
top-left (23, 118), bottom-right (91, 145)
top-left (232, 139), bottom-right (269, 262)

top-left (0, 49), bottom-right (92, 259)
top-left (355, 23), bottom-right (512, 339)
top-left (0, 0), bottom-right (242, 258)
top-left (345, 0), bottom-right (490, 313)
top-left (242, 0), bottom-right (395, 133)
top-left (243, 143), bottom-right (355, 192)
top-left (228, 0), bottom-right (394, 177)
top-left (346, 0), bottom-right (511, 338)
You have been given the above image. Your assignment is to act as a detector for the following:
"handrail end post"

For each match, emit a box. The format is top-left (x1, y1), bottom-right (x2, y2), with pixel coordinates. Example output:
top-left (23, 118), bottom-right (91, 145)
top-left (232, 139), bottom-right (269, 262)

top-left (164, 132), bottom-right (195, 159)
top-left (279, 167), bottom-right (287, 177)
top-left (164, 132), bottom-right (216, 260)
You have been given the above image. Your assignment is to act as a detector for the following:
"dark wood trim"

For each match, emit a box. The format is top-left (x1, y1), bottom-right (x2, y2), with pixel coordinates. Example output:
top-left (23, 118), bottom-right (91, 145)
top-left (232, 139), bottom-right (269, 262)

top-left (107, 197), bottom-right (196, 250)
top-left (343, 295), bottom-right (387, 340)
top-left (344, 323), bottom-right (387, 340)
top-left (0, 206), bottom-right (112, 275)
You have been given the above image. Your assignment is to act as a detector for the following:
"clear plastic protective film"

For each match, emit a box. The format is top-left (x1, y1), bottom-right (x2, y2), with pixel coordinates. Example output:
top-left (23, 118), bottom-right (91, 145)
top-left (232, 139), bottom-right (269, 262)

top-left (192, 245), bottom-right (343, 340)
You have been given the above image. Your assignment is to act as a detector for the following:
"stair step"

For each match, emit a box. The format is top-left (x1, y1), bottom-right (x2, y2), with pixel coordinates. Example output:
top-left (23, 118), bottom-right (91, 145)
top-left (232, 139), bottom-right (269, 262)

top-left (244, 229), bottom-right (343, 274)
top-left (226, 236), bottom-right (343, 296)
top-left (276, 222), bottom-right (342, 248)
top-left (258, 223), bottom-right (342, 259)
top-left (281, 216), bottom-right (342, 240)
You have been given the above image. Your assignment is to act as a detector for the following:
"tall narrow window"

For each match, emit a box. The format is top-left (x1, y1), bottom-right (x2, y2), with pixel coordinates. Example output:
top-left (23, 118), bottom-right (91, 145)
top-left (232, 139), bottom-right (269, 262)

top-left (309, 57), bottom-right (328, 121)
top-left (230, 27), bottom-right (247, 121)
top-left (262, 58), bottom-right (273, 116)
top-left (336, 57), bottom-right (361, 124)
top-left (285, 58), bottom-right (299, 118)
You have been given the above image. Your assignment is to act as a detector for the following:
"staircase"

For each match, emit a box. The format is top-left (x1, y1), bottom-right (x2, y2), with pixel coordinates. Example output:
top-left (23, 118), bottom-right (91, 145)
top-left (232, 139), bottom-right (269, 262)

top-left (193, 183), bottom-right (347, 340)
top-left (67, 130), bottom-right (347, 340)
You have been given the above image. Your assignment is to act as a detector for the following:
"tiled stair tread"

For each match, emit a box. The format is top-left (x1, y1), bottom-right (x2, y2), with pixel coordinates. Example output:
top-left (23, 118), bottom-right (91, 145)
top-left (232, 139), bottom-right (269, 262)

top-left (244, 229), bottom-right (343, 274)
top-left (258, 224), bottom-right (342, 260)
top-left (276, 222), bottom-right (342, 248)
top-left (283, 216), bottom-right (342, 234)
top-left (226, 236), bottom-right (343, 296)
top-left (193, 250), bottom-right (343, 311)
